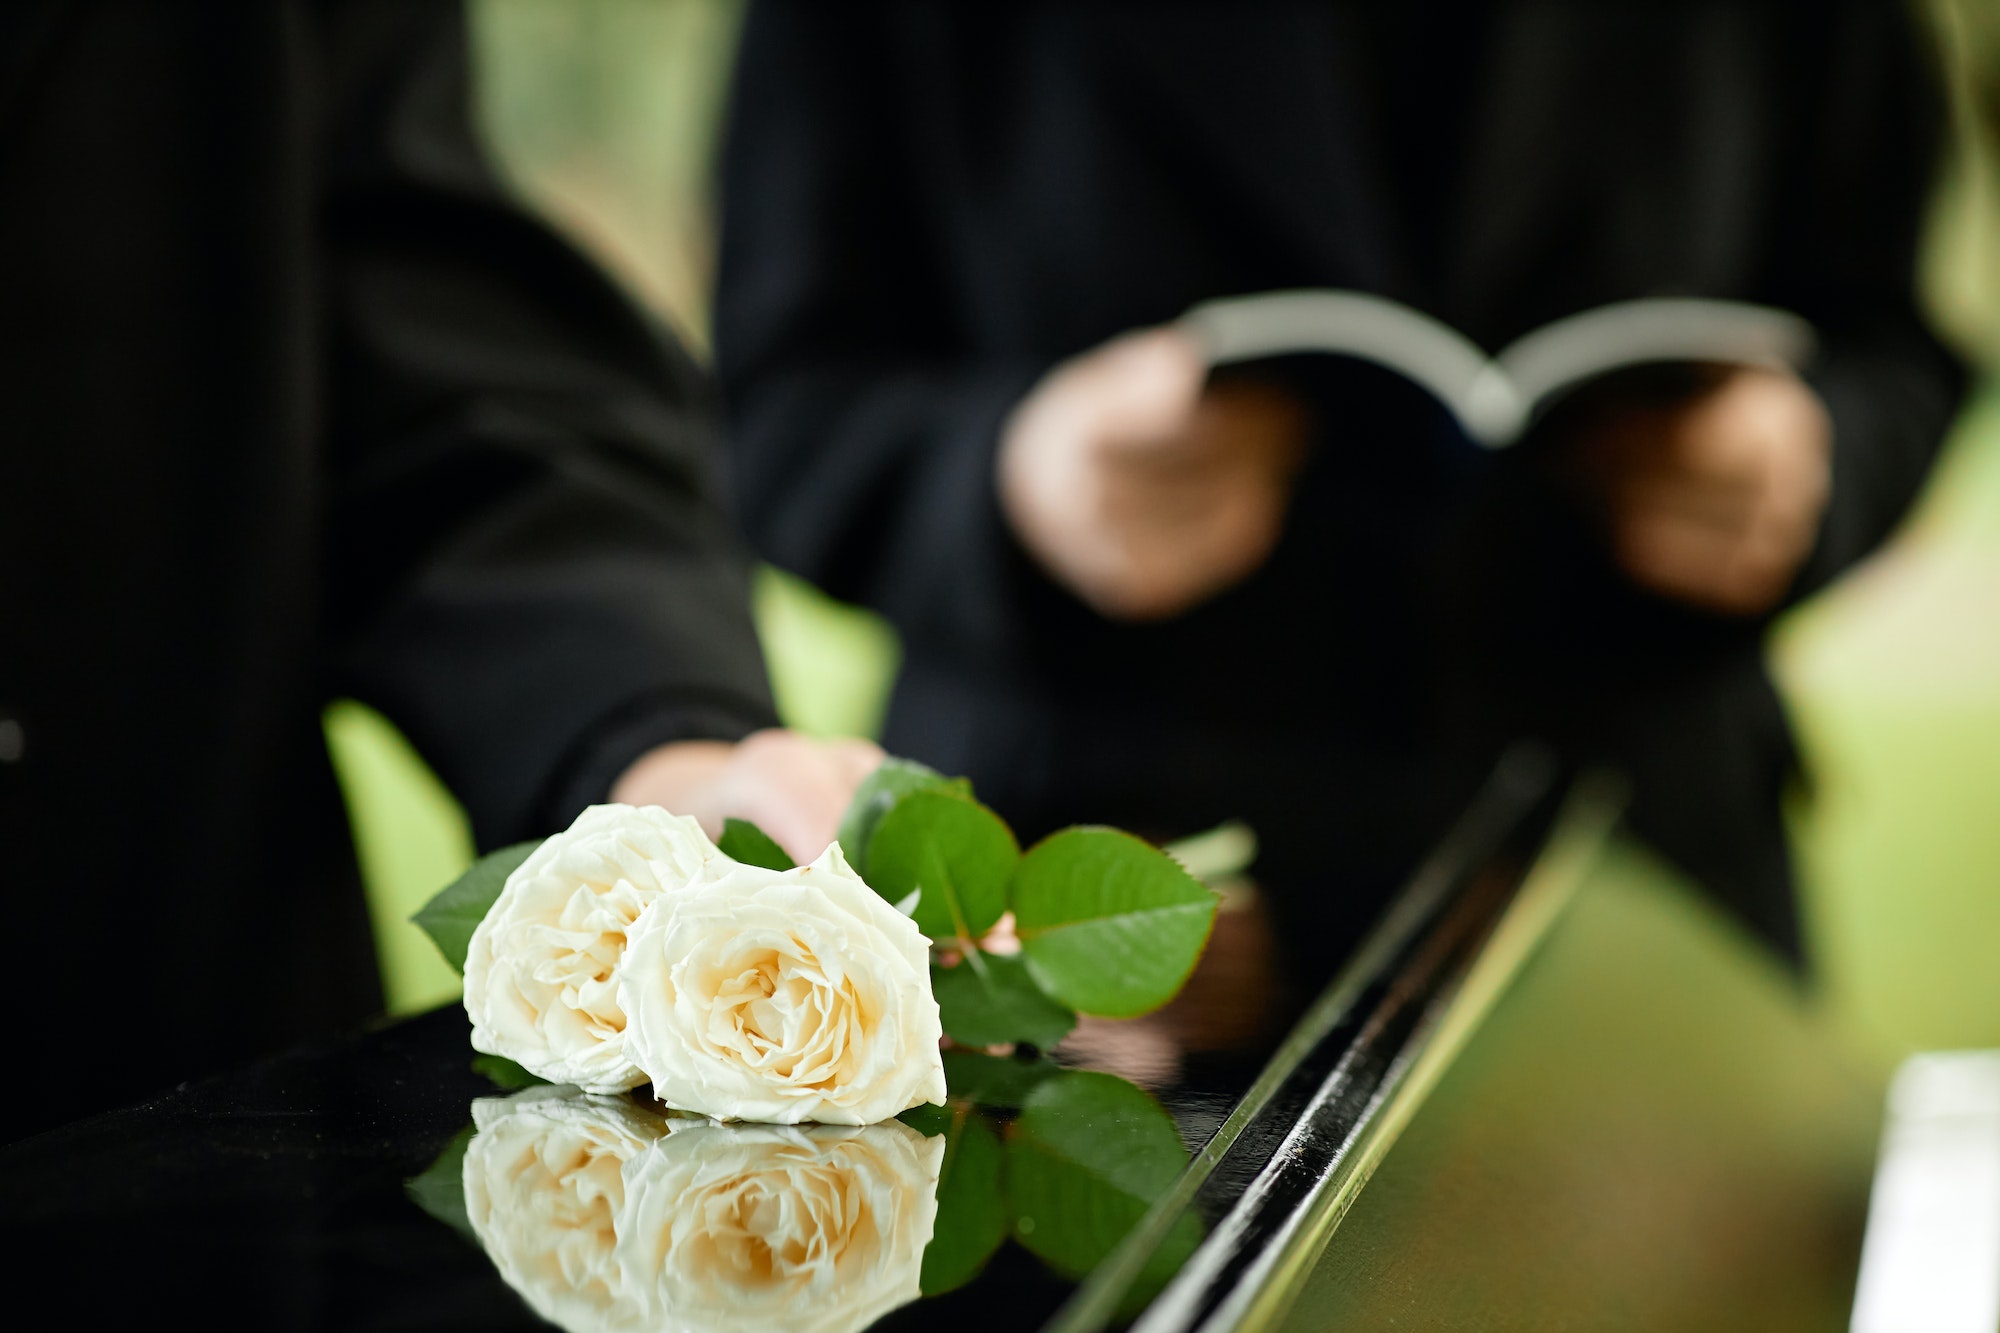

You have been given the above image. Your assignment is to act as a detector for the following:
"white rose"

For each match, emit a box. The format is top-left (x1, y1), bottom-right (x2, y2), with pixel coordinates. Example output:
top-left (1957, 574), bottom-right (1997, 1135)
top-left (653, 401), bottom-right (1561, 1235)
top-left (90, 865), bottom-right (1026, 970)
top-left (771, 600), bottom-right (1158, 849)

top-left (461, 1087), bottom-right (668, 1333)
top-left (461, 1088), bottom-right (943, 1333)
top-left (615, 1120), bottom-right (944, 1333)
top-left (464, 804), bottom-right (728, 1092)
top-left (619, 843), bottom-right (948, 1124)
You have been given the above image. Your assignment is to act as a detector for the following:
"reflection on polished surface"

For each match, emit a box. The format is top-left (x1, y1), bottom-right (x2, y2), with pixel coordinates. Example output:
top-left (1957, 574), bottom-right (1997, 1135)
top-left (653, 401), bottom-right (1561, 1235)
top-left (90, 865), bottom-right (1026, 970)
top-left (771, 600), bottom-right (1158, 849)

top-left (0, 760), bottom-right (1582, 1330)
top-left (453, 1087), bottom-right (941, 1333)
top-left (409, 1058), bottom-right (1202, 1330)
top-left (0, 929), bottom-right (1257, 1330)
top-left (912, 1057), bottom-right (1204, 1312)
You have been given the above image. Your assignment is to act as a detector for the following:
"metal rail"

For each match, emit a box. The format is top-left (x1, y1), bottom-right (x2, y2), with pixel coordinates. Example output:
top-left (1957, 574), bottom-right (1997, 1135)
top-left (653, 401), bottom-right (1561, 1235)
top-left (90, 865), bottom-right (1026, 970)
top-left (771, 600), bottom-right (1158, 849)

top-left (1048, 749), bottom-right (1626, 1332)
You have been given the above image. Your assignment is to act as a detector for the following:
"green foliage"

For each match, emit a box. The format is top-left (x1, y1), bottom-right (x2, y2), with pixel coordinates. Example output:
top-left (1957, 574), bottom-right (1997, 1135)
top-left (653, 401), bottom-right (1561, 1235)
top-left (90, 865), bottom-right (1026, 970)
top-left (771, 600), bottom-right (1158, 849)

top-left (914, 1065), bottom-right (1197, 1298)
top-left (867, 790), bottom-right (1018, 942)
top-left (470, 1053), bottom-right (548, 1090)
top-left (1004, 1071), bottom-right (1206, 1311)
top-left (404, 1125), bottom-right (478, 1243)
top-left (1013, 828), bottom-right (1220, 1018)
top-left (837, 757), bottom-right (967, 872)
top-left (323, 699), bottom-right (473, 1016)
top-left (920, 1111), bottom-right (1008, 1296)
top-left (898, 1101), bottom-right (955, 1137)
top-left (407, 1058), bottom-right (1198, 1308)
top-left (718, 817), bottom-right (794, 870)
top-left (412, 840), bottom-right (541, 974)
top-left (831, 758), bottom-right (1222, 1052)
top-left (933, 954), bottom-right (1076, 1049)
top-left (941, 1050), bottom-right (1062, 1108)
top-left (749, 564), bottom-right (903, 741)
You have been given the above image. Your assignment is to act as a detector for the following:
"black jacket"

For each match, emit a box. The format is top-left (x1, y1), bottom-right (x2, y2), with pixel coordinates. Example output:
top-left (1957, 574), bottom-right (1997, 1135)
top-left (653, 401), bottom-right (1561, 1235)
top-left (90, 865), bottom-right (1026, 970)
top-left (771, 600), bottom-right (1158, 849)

top-left (0, 0), bottom-right (773, 1140)
top-left (716, 1), bottom-right (1962, 968)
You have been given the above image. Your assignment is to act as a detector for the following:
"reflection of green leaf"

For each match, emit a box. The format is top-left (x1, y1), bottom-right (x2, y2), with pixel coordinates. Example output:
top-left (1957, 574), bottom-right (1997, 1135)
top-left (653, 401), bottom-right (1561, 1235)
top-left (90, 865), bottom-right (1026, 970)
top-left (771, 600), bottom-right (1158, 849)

top-left (934, 954), bottom-right (1077, 1049)
top-left (470, 1053), bottom-right (547, 1090)
top-left (405, 1124), bottom-right (478, 1243)
top-left (412, 841), bottom-right (541, 974)
top-left (921, 1111), bottom-right (1008, 1296)
top-left (836, 757), bottom-right (966, 872)
top-left (899, 1102), bottom-right (954, 1137)
top-left (866, 790), bottom-right (1018, 942)
top-left (1004, 1072), bottom-right (1203, 1310)
top-left (718, 817), bottom-right (794, 870)
top-left (1014, 828), bottom-right (1219, 1017)
top-left (942, 1050), bottom-right (1061, 1109)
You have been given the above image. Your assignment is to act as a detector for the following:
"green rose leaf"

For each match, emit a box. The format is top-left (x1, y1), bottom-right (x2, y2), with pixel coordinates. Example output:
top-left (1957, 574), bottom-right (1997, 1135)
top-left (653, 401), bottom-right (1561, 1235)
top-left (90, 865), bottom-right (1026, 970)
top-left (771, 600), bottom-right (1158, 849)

top-left (1013, 827), bottom-right (1219, 1018)
top-left (412, 840), bottom-right (541, 975)
top-left (941, 1050), bottom-right (1062, 1109)
top-left (717, 817), bottom-right (794, 871)
top-left (919, 1111), bottom-right (1008, 1296)
top-left (1004, 1070), bottom-right (1204, 1309)
top-left (933, 954), bottom-right (1077, 1050)
top-left (404, 1124), bottom-right (478, 1243)
top-left (865, 790), bottom-right (1018, 942)
top-left (837, 757), bottom-right (969, 872)
top-left (470, 1053), bottom-right (548, 1090)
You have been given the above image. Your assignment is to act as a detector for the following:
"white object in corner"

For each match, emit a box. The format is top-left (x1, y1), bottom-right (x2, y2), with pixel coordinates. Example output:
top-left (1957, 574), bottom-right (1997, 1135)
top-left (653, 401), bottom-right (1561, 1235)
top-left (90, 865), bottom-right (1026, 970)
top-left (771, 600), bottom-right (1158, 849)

top-left (1849, 1049), bottom-right (2000, 1333)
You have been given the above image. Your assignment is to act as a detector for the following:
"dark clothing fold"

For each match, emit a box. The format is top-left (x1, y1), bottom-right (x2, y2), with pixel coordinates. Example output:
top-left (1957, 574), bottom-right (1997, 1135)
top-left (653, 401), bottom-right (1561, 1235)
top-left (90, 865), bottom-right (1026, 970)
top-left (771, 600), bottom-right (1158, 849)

top-left (0, 0), bottom-right (773, 1141)
top-left (716, 0), bottom-right (1962, 971)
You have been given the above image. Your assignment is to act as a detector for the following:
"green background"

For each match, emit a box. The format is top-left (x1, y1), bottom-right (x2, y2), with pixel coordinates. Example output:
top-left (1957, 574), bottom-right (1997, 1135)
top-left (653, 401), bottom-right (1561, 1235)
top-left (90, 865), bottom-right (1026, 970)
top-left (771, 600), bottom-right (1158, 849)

top-left (329, 0), bottom-right (2000, 1087)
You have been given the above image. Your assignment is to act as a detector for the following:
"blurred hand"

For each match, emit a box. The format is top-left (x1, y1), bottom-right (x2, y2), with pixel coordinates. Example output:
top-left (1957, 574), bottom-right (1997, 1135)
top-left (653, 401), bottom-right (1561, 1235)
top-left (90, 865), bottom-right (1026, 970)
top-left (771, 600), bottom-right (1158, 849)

top-left (998, 326), bottom-right (1308, 621)
top-left (610, 728), bottom-right (884, 864)
top-left (1574, 367), bottom-right (1831, 616)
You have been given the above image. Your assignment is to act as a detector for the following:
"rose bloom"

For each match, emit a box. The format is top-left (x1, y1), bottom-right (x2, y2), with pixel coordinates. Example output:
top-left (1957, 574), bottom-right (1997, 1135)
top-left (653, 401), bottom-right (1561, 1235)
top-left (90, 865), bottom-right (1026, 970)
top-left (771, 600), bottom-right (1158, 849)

top-left (620, 844), bottom-right (947, 1124)
top-left (462, 1087), bottom-right (668, 1333)
top-left (464, 804), bottom-right (729, 1092)
top-left (462, 1088), bottom-right (942, 1333)
top-left (615, 1120), bottom-right (943, 1333)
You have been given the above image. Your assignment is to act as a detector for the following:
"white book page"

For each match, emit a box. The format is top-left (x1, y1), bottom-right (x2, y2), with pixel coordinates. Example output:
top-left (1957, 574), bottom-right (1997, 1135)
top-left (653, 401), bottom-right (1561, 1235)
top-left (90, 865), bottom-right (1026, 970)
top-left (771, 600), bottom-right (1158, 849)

top-left (1179, 290), bottom-right (1816, 447)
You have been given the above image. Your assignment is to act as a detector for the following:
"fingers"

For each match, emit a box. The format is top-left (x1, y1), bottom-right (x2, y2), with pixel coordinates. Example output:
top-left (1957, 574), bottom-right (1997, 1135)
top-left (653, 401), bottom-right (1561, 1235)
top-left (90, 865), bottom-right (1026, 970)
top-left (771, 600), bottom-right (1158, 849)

top-left (610, 731), bottom-right (883, 865)
top-left (828, 736), bottom-right (887, 786)
top-left (1085, 326), bottom-right (1211, 451)
top-left (608, 739), bottom-right (733, 831)
top-left (1613, 508), bottom-right (1804, 615)
top-left (1606, 465), bottom-right (1763, 535)
top-left (1591, 369), bottom-right (1830, 616)
top-left (999, 326), bottom-right (1307, 622)
top-left (719, 730), bottom-right (880, 863)
top-left (1088, 459), bottom-right (1294, 620)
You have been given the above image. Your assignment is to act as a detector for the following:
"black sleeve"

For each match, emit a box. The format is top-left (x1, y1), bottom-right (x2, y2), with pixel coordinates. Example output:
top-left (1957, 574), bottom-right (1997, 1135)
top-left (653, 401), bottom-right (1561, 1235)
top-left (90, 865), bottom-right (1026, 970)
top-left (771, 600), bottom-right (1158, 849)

top-left (1780, 0), bottom-right (1967, 598)
top-left (315, 0), bottom-right (776, 850)
top-left (713, 1), bottom-right (1053, 666)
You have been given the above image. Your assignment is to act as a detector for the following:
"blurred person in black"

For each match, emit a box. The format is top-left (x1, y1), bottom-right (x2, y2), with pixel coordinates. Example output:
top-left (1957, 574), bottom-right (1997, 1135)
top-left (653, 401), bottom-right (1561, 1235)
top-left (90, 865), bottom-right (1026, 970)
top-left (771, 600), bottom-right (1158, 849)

top-left (715, 2), bottom-right (1965, 984)
top-left (0, 1), bottom-right (882, 1144)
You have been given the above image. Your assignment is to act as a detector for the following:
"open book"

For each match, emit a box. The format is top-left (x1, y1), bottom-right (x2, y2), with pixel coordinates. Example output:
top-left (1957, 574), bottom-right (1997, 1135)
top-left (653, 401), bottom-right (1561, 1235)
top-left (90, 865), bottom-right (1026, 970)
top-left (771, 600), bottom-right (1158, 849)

top-left (1178, 290), bottom-right (1816, 448)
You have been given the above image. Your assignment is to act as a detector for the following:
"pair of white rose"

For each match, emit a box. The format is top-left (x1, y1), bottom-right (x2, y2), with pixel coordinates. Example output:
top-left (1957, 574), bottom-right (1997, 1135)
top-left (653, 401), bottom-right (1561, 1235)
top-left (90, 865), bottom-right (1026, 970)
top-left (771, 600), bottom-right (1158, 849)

top-left (462, 804), bottom-right (947, 1125)
top-left (463, 1087), bottom-right (943, 1333)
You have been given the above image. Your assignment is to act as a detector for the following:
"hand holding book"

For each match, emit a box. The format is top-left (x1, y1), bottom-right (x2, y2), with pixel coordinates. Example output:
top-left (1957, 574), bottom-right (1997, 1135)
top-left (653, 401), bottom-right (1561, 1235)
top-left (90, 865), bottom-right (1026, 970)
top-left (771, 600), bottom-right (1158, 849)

top-left (1562, 364), bottom-right (1831, 616)
top-left (999, 290), bottom-right (1830, 620)
top-left (997, 326), bottom-right (1309, 622)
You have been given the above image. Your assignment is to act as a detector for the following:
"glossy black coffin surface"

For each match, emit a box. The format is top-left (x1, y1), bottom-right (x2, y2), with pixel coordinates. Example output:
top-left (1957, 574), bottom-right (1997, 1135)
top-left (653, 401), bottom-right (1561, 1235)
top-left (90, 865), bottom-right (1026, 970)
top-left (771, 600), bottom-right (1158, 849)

top-left (0, 992), bottom-right (1278, 1330)
top-left (0, 755), bottom-right (1570, 1332)
top-left (0, 1008), bottom-right (539, 1329)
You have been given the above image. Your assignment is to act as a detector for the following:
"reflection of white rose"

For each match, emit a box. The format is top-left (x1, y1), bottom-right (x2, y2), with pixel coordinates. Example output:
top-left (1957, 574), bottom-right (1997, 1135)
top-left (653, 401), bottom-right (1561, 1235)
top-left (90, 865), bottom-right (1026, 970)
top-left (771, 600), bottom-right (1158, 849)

top-left (462, 1088), bottom-right (667, 1333)
top-left (616, 1120), bottom-right (944, 1333)
top-left (464, 805), bottom-right (727, 1092)
top-left (462, 1087), bottom-right (943, 1333)
top-left (620, 844), bottom-right (948, 1124)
